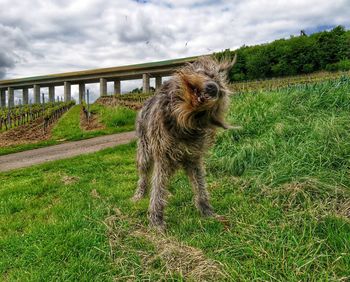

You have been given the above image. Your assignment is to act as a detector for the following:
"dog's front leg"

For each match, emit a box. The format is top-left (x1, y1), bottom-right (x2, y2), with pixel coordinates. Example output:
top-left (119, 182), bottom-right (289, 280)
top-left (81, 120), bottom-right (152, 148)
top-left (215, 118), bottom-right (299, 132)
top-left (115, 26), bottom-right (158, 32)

top-left (185, 160), bottom-right (214, 217)
top-left (148, 160), bottom-right (172, 230)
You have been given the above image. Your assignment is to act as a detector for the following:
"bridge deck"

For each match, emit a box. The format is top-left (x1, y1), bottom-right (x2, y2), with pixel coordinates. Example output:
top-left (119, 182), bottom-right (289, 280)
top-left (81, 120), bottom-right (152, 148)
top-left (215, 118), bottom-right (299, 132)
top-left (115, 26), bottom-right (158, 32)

top-left (0, 56), bottom-right (198, 89)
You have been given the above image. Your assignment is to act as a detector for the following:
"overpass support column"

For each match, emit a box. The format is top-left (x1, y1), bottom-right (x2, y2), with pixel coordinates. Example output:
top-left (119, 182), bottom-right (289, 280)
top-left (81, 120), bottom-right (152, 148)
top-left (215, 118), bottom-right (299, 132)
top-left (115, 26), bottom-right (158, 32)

top-left (49, 86), bottom-right (55, 102)
top-left (155, 76), bottom-right (162, 90)
top-left (142, 73), bottom-right (150, 93)
top-left (79, 83), bottom-right (85, 104)
top-left (33, 84), bottom-right (40, 104)
top-left (23, 88), bottom-right (29, 105)
top-left (0, 89), bottom-right (6, 107)
top-left (64, 82), bottom-right (71, 102)
top-left (8, 87), bottom-right (14, 108)
top-left (100, 78), bottom-right (107, 96)
top-left (114, 79), bottom-right (121, 95)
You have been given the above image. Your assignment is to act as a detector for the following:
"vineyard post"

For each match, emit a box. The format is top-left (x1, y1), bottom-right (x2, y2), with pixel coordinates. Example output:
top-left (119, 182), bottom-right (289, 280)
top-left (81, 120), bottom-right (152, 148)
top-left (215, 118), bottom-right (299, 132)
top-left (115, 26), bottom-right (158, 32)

top-left (86, 89), bottom-right (90, 124)
top-left (42, 93), bottom-right (46, 133)
top-left (42, 93), bottom-right (45, 111)
top-left (7, 110), bottom-right (11, 129)
top-left (29, 99), bottom-right (33, 122)
top-left (19, 99), bottom-right (22, 125)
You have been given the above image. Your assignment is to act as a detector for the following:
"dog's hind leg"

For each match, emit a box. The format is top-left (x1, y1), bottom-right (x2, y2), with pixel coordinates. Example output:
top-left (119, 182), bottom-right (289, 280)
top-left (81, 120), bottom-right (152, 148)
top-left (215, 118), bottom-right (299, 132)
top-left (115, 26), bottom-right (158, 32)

top-left (132, 139), bottom-right (152, 202)
top-left (184, 159), bottom-right (214, 217)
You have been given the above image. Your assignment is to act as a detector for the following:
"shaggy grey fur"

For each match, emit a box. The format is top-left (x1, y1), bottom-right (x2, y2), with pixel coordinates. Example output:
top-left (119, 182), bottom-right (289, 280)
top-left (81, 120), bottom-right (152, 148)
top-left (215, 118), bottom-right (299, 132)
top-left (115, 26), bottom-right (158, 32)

top-left (132, 55), bottom-right (236, 229)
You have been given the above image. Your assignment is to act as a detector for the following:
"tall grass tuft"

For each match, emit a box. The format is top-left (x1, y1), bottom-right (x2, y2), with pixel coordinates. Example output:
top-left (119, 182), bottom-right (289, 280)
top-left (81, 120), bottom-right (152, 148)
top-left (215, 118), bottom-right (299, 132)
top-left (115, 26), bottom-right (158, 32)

top-left (99, 106), bottom-right (136, 127)
top-left (209, 77), bottom-right (350, 192)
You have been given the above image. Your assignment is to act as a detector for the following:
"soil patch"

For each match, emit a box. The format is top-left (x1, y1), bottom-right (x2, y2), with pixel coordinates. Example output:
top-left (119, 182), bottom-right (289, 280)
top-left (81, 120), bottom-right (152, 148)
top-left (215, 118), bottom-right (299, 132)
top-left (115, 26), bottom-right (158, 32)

top-left (0, 117), bottom-right (53, 147)
top-left (80, 110), bottom-right (105, 131)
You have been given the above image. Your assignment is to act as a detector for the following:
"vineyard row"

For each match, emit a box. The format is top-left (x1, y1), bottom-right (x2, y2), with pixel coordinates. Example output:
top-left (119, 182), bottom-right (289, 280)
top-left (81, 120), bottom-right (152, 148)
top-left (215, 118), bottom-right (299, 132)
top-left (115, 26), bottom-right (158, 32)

top-left (0, 101), bottom-right (75, 131)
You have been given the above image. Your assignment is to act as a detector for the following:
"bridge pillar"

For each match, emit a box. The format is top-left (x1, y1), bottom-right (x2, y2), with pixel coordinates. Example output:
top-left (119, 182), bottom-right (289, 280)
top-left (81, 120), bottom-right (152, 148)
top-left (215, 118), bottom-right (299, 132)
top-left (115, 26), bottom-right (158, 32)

top-left (114, 79), bottom-right (121, 95)
top-left (33, 84), bottom-right (40, 104)
top-left (155, 76), bottom-right (162, 90)
top-left (143, 73), bottom-right (150, 93)
top-left (49, 86), bottom-right (55, 102)
top-left (23, 88), bottom-right (29, 105)
top-left (8, 87), bottom-right (14, 108)
top-left (79, 83), bottom-right (85, 104)
top-left (0, 89), bottom-right (6, 107)
top-left (64, 82), bottom-right (71, 102)
top-left (100, 78), bottom-right (107, 96)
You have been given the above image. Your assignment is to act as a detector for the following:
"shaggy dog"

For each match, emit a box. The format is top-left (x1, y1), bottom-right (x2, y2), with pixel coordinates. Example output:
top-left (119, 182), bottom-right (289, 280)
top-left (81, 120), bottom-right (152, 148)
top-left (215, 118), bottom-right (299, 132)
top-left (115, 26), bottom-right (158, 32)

top-left (132, 55), bottom-right (236, 229)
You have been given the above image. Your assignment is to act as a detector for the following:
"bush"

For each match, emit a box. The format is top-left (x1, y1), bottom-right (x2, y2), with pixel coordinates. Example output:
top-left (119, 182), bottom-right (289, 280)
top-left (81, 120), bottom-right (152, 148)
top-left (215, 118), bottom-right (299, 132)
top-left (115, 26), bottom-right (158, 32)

top-left (326, 60), bottom-right (350, 71)
top-left (215, 26), bottom-right (350, 82)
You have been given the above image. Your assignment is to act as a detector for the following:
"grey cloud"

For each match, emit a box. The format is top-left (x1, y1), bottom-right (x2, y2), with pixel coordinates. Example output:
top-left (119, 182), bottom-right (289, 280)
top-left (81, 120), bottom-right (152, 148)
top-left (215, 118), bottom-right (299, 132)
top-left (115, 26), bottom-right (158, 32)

top-left (0, 0), bottom-right (349, 88)
top-left (0, 24), bottom-right (28, 49)
top-left (117, 11), bottom-right (174, 44)
top-left (0, 24), bottom-right (31, 78)
top-left (0, 52), bottom-right (15, 79)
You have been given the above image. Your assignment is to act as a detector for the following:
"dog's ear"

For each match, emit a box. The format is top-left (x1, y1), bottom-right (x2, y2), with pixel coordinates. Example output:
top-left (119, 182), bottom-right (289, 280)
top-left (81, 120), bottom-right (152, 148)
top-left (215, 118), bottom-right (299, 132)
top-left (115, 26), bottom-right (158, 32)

top-left (219, 53), bottom-right (237, 74)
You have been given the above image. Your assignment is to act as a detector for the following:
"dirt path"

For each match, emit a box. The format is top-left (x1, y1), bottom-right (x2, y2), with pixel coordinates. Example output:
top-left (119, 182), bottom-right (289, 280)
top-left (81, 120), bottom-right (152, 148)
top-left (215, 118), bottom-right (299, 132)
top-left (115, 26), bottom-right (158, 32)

top-left (0, 131), bottom-right (136, 172)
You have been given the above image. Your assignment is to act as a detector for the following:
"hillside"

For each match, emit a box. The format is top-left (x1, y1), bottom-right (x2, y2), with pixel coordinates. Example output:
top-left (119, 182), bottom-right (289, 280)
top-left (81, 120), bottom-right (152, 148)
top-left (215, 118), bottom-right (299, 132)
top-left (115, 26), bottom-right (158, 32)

top-left (1, 77), bottom-right (349, 280)
top-left (216, 25), bottom-right (350, 82)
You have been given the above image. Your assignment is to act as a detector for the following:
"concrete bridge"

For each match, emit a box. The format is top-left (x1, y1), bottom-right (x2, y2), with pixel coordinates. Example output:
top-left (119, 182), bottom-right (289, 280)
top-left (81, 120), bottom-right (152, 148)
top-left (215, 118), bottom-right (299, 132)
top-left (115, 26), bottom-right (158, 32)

top-left (0, 56), bottom-right (198, 107)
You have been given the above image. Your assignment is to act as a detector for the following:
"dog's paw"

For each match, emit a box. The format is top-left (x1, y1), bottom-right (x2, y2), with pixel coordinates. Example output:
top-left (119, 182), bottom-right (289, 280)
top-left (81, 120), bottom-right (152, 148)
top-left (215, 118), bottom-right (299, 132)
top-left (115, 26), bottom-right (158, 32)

top-left (149, 219), bottom-right (167, 233)
top-left (200, 207), bottom-right (216, 218)
top-left (197, 201), bottom-right (215, 217)
top-left (149, 222), bottom-right (167, 233)
top-left (131, 193), bottom-right (144, 202)
top-left (149, 213), bottom-right (166, 232)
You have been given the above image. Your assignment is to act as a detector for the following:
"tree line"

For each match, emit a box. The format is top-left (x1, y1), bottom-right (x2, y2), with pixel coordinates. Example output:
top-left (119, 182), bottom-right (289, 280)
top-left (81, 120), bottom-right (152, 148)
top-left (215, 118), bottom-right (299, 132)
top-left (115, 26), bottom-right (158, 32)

top-left (216, 26), bottom-right (350, 82)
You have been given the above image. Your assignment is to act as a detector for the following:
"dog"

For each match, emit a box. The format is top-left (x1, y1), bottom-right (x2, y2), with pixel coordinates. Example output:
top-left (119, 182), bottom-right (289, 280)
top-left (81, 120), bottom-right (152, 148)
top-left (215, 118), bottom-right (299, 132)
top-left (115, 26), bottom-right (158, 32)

top-left (132, 55), bottom-right (236, 229)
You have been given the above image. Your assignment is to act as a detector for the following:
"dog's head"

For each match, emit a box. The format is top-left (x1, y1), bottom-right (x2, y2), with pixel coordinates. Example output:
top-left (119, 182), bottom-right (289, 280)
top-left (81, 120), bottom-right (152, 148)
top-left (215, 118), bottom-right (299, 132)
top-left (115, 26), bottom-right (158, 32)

top-left (176, 55), bottom-right (236, 110)
top-left (173, 55), bottom-right (236, 129)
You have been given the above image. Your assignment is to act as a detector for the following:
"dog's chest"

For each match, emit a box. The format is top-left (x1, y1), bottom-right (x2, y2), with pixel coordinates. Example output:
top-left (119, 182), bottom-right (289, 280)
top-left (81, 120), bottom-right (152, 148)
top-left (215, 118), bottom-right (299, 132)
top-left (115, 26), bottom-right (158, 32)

top-left (167, 131), bottom-right (215, 161)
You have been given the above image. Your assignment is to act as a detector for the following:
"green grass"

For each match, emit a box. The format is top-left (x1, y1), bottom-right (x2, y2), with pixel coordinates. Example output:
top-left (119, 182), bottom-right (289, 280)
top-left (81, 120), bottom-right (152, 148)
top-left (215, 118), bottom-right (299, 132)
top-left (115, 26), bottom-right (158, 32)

top-left (0, 104), bottom-right (136, 156)
top-left (0, 78), bottom-right (349, 280)
top-left (52, 104), bottom-right (136, 141)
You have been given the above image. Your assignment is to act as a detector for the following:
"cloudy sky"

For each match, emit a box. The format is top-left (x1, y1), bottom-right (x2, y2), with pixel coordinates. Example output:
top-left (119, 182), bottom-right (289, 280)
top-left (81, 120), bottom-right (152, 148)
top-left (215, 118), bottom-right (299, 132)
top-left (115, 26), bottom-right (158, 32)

top-left (0, 0), bottom-right (349, 101)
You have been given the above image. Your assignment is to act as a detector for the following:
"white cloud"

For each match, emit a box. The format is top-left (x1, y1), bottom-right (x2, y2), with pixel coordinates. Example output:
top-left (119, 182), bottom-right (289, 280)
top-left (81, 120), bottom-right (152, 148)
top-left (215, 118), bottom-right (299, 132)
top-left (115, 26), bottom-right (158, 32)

top-left (0, 0), bottom-right (349, 102)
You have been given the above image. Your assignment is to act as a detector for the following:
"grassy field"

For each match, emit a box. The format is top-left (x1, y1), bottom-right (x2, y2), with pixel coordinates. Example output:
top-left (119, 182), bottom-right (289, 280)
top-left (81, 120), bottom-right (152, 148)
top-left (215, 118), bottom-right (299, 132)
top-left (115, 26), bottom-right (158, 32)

top-left (0, 78), bottom-right (349, 281)
top-left (0, 104), bottom-right (136, 156)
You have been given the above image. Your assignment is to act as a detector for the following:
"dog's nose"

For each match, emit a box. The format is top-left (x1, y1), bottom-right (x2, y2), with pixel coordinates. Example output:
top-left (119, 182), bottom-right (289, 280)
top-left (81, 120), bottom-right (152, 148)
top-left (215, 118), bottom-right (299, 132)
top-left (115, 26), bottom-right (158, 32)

top-left (205, 82), bottom-right (219, 97)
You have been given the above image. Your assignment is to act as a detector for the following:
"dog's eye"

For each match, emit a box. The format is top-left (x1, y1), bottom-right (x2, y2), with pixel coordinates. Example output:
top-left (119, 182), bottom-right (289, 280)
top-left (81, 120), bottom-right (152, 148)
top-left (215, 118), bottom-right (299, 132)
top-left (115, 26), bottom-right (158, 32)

top-left (188, 83), bottom-right (199, 95)
top-left (205, 72), bottom-right (215, 79)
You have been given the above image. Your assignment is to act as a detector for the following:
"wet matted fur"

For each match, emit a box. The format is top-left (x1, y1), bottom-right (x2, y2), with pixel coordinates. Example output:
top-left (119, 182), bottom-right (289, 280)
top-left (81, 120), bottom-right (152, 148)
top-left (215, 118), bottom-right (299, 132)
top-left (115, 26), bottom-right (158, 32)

top-left (132, 55), bottom-right (236, 229)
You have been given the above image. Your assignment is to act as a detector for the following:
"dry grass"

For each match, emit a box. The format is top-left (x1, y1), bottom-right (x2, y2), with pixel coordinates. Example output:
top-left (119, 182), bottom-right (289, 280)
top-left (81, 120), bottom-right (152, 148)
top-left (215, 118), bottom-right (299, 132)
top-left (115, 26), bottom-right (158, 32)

top-left (103, 206), bottom-right (227, 281)
top-left (61, 174), bottom-right (80, 185)
top-left (132, 229), bottom-right (227, 281)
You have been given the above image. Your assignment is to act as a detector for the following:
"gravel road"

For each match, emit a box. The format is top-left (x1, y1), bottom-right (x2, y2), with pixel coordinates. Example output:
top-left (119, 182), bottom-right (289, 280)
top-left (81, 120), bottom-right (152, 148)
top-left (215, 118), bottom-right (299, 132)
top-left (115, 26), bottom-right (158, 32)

top-left (0, 131), bottom-right (136, 172)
